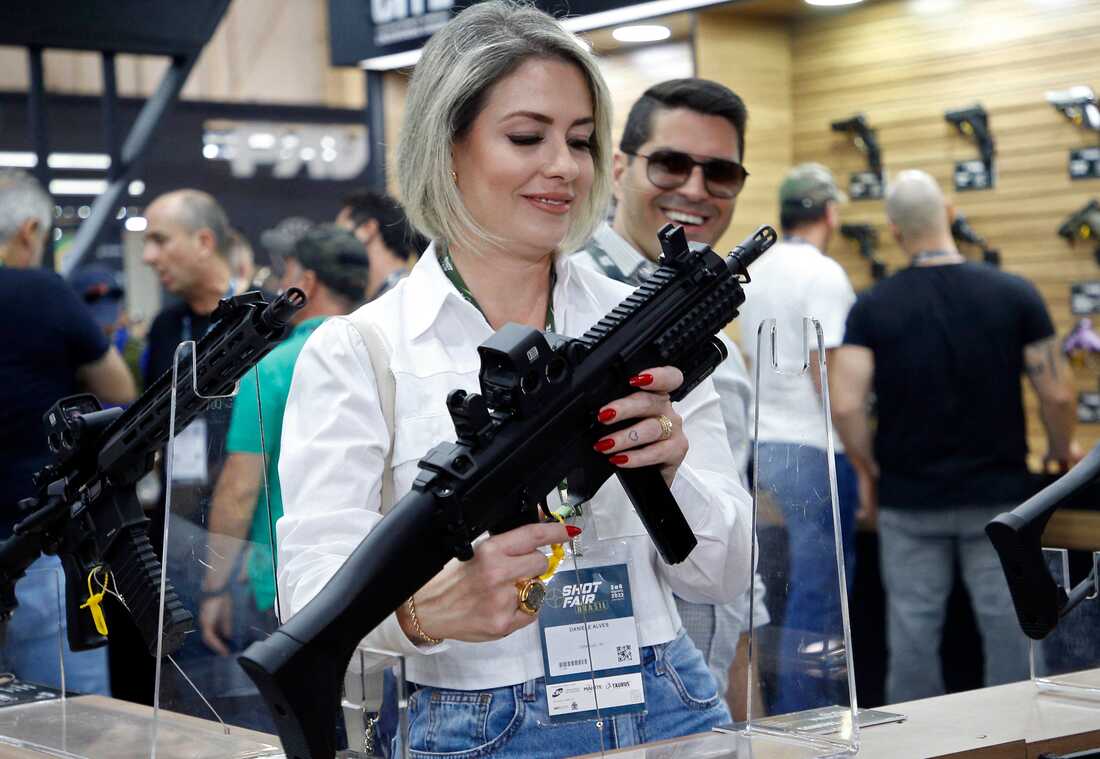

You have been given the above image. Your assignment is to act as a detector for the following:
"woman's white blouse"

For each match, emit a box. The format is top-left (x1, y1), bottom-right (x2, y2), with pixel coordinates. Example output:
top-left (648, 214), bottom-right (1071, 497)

top-left (276, 244), bottom-right (754, 690)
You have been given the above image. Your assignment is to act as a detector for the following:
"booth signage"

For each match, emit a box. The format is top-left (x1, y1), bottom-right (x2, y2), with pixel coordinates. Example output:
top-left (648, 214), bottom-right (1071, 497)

top-left (329, 0), bottom-right (724, 67)
top-left (1070, 281), bottom-right (1100, 315)
top-left (953, 159), bottom-right (994, 191)
top-left (847, 170), bottom-right (883, 200)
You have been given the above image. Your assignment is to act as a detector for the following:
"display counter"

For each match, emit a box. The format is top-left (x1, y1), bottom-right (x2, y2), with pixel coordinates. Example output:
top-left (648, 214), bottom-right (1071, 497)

top-left (580, 669), bottom-right (1100, 759)
top-left (0, 672), bottom-right (1096, 758)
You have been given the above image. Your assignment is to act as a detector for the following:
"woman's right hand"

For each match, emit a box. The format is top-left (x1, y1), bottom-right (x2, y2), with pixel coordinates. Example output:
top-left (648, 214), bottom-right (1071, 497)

top-left (397, 521), bottom-right (574, 644)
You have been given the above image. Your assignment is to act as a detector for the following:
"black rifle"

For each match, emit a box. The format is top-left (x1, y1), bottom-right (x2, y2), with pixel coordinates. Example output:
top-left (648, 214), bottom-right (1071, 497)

top-left (0, 289), bottom-right (305, 658)
top-left (945, 105), bottom-right (995, 172)
top-left (951, 213), bottom-right (1001, 267)
top-left (238, 224), bottom-right (776, 759)
top-left (987, 443), bottom-right (1100, 640)
top-left (830, 114), bottom-right (883, 178)
top-left (839, 223), bottom-right (887, 281)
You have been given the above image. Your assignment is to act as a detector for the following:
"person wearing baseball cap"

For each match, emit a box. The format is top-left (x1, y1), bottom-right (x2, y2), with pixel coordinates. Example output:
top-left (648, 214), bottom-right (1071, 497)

top-left (736, 162), bottom-right (859, 714)
top-left (199, 223), bottom-right (368, 669)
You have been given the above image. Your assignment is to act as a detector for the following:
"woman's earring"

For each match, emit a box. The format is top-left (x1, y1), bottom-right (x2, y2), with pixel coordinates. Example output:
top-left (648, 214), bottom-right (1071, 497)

top-left (451, 169), bottom-right (458, 184)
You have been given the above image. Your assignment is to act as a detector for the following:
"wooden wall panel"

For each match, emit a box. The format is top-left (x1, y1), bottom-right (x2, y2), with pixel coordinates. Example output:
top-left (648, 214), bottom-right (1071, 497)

top-left (695, 9), bottom-right (792, 256)
top-left (790, 0), bottom-right (1100, 464)
top-left (0, 0), bottom-right (365, 108)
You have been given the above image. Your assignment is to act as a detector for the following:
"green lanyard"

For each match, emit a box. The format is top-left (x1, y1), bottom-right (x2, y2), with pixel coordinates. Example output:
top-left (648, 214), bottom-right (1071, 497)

top-left (440, 248), bottom-right (577, 518)
top-left (439, 248), bottom-right (557, 332)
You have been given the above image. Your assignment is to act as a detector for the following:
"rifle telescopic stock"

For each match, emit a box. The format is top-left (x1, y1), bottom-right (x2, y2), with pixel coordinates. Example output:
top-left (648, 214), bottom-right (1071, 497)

top-left (240, 225), bottom-right (775, 759)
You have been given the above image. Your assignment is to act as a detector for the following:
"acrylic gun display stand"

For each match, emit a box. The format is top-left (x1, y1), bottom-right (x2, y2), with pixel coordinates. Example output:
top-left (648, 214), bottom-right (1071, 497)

top-left (738, 318), bottom-right (860, 757)
top-left (152, 342), bottom-right (283, 757)
top-left (1030, 548), bottom-right (1100, 702)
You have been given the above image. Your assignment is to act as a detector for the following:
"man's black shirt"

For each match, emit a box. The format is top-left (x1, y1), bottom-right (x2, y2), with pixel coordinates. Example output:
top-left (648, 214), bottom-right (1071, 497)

top-left (844, 262), bottom-right (1055, 509)
top-left (0, 267), bottom-right (108, 536)
top-left (143, 301), bottom-right (215, 388)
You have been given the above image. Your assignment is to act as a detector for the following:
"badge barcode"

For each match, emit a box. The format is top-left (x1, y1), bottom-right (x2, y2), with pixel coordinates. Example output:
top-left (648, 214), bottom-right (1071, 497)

top-left (616, 644), bottom-right (633, 663)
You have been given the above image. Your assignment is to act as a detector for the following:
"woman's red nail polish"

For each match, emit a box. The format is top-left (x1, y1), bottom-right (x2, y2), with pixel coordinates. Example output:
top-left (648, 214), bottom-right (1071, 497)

top-left (628, 373), bottom-right (654, 387)
top-left (597, 408), bottom-right (616, 423)
top-left (610, 454), bottom-right (630, 465)
top-left (566, 525), bottom-right (582, 538)
top-left (594, 438), bottom-right (615, 452)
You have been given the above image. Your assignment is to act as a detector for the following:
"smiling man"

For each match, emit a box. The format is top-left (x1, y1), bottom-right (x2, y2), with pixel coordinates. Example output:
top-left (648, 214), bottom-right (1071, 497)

top-left (573, 78), bottom-right (767, 718)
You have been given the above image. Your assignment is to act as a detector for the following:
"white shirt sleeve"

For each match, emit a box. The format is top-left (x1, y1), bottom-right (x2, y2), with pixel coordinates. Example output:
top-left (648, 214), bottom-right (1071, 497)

top-left (805, 260), bottom-right (856, 350)
top-left (276, 318), bottom-right (446, 662)
top-left (658, 377), bottom-right (754, 605)
top-left (712, 333), bottom-right (753, 485)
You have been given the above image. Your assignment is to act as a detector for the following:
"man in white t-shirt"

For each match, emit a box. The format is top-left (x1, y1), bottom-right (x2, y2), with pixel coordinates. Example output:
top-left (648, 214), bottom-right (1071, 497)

top-left (736, 163), bottom-right (858, 714)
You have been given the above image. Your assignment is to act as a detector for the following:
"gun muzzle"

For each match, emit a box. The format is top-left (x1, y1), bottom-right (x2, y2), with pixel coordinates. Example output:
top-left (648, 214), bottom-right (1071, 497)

top-left (726, 225), bottom-right (778, 276)
top-left (259, 287), bottom-right (307, 332)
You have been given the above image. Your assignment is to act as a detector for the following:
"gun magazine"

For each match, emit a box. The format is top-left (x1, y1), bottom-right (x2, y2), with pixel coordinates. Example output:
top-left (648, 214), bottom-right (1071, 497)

top-left (105, 524), bottom-right (193, 657)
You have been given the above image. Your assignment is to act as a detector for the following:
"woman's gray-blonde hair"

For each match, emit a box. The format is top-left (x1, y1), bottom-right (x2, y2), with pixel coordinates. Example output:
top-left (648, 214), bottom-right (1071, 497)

top-left (396, 0), bottom-right (612, 255)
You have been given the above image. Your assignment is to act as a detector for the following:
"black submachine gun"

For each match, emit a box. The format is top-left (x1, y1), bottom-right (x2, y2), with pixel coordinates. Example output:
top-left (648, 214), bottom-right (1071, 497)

top-left (239, 223), bottom-right (777, 758)
top-left (0, 289), bottom-right (305, 658)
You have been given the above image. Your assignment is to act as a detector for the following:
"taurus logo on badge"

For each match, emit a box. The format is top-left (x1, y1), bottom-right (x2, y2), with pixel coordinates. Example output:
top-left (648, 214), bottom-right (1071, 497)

top-left (552, 688), bottom-right (564, 698)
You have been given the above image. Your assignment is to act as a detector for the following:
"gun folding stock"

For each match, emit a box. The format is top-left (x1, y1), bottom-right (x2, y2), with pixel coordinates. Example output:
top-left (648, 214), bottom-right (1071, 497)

top-left (840, 224), bottom-right (887, 281)
top-left (987, 444), bottom-right (1100, 640)
top-left (945, 105), bottom-right (995, 168)
top-left (951, 214), bottom-right (1001, 267)
top-left (240, 224), bottom-right (776, 759)
top-left (830, 114), bottom-right (883, 176)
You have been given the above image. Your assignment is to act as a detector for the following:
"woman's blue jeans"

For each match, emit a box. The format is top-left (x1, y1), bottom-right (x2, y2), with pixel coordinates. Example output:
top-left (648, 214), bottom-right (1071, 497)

top-left (395, 630), bottom-right (730, 758)
top-left (755, 442), bottom-right (857, 715)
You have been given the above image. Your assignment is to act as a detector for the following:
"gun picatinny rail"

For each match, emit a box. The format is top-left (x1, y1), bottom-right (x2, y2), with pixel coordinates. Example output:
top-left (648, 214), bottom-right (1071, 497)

top-left (0, 288), bottom-right (305, 658)
top-left (238, 223), bottom-right (776, 759)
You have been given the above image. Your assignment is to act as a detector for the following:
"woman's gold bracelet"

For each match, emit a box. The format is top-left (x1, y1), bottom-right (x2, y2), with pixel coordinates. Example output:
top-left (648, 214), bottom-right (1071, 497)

top-left (406, 596), bottom-right (442, 646)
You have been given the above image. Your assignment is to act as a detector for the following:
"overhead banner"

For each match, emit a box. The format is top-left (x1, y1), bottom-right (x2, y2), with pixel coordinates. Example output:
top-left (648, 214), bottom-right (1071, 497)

top-left (329, 0), bottom-right (729, 68)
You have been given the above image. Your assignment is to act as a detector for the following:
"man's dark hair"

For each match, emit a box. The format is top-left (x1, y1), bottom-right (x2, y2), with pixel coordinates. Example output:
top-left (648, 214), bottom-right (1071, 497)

top-left (780, 201), bottom-right (829, 233)
top-left (619, 79), bottom-right (747, 160)
top-left (340, 190), bottom-right (424, 261)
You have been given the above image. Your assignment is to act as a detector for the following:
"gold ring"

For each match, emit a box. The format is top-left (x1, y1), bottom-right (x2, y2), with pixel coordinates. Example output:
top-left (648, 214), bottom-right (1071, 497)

top-left (516, 578), bottom-right (546, 615)
top-left (656, 414), bottom-right (674, 442)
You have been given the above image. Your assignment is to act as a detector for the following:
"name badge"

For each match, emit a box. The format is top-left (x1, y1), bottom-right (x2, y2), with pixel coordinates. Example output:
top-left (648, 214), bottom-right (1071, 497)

top-left (170, 418), bottom-right (208, 484)
top-left (538, 562), bottom-right (644, 722)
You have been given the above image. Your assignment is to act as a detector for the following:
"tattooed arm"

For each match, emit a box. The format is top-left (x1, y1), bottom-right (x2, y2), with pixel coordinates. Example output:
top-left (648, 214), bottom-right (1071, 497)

top-left (1023, 335), bottom-right (1080, 469)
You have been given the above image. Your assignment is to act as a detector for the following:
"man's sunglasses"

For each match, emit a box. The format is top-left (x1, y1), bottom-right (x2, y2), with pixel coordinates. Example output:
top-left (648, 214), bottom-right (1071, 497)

top-left (624, 149), bottom-right (749, 199)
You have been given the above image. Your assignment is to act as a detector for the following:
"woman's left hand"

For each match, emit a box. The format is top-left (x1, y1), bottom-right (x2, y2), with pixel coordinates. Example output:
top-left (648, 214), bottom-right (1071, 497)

top-left (594, 366), bottom-right (688, 487)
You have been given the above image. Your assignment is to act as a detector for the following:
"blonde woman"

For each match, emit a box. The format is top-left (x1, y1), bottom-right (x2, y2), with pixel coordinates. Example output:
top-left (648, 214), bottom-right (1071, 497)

top-left (276, 2), bottom-right (753, 755)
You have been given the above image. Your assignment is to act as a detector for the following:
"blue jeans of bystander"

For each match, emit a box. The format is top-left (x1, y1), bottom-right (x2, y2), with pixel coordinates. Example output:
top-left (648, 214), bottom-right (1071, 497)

top-left (878, 504), bottom-right (1030, 703)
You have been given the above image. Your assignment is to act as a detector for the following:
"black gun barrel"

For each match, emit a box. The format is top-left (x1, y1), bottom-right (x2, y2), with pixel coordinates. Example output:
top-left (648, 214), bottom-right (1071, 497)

top-left (260, 287), bottom-right (306, 332)
top-left (725, 225), bottom-right (777, 274)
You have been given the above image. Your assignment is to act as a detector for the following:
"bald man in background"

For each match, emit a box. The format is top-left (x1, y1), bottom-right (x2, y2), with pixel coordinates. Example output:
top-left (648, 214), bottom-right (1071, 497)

top-left (829, 170), bottom-right (1079, 702)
